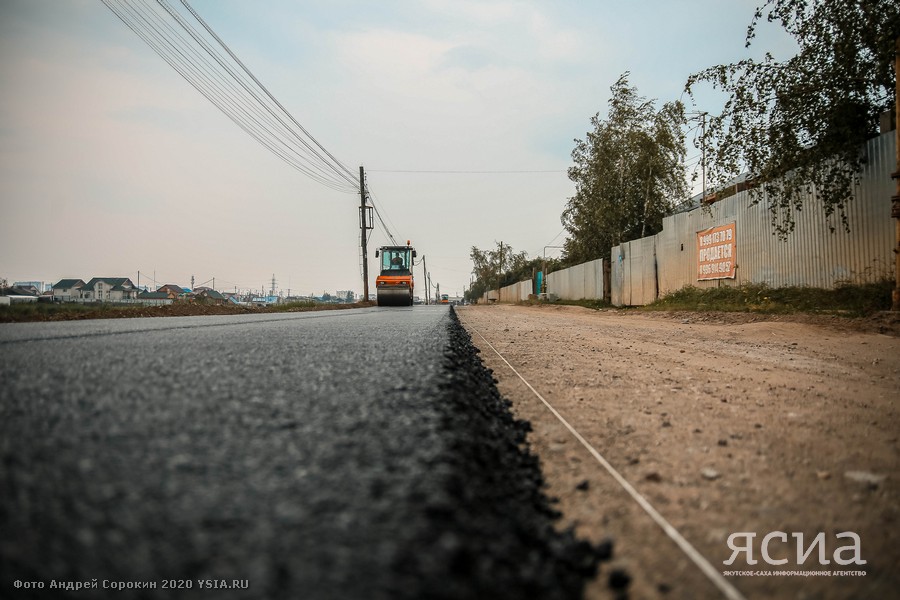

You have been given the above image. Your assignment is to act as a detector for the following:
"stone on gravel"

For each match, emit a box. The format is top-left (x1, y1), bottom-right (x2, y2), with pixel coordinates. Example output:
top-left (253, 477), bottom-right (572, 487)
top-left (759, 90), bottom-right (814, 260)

top-left (843, 470), bottom-right (886, 489)
top-left (701, 468), bottom-right (721, 481)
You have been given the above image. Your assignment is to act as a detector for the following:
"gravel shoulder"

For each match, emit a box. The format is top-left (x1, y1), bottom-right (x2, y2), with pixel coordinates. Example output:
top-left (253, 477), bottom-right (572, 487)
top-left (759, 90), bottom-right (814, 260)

top-left (458, 304), bottom-right (899, 600)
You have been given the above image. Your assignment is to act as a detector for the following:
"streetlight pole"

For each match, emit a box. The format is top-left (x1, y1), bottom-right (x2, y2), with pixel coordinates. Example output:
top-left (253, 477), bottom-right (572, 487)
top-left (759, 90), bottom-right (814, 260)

top-left (542, 246), bottom-right (564, 295)
top-left (892, 37), bottom-right (900, 310)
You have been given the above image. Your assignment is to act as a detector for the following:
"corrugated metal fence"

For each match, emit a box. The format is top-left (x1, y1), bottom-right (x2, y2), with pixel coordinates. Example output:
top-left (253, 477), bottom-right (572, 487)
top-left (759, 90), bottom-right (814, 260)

top-left (610, 131), bottom-right (895, 305)
top-left (483, 132), bottom-right (894, 306)
top-left (499, 279), bottom-right (533, 302)
top-left (547, 258), bottom-right (605, 301)
top-left (482, 280), bottom-right (532, 303)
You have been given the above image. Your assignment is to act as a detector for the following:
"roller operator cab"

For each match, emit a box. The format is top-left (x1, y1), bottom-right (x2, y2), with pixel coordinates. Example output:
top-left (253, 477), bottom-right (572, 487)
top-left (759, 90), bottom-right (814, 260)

top-left (374, 243), bottom-right (416, 306)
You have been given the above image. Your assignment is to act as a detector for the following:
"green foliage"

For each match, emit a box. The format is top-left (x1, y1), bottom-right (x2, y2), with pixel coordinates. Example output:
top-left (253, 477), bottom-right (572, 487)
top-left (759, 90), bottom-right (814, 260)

top-left (647, 281), bottom-right (893, 316)
top-left (562, 73), bottom-right (688, 264)
top-left (267, 300), bottom-right (319, 312)
top-left (552, 298), bottom-right (611, 310)
top-left (685, 0), bottom-right (900, 237)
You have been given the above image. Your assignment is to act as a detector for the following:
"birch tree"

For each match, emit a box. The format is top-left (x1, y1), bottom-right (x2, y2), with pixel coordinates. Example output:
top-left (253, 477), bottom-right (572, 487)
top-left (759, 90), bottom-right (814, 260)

top-left (685, 0), bottom-right (900, 236)
top-left (562, 74), bottom-right (688, 264)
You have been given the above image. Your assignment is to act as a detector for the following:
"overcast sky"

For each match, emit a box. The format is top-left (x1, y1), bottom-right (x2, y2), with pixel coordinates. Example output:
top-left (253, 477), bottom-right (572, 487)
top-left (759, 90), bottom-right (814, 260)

top-left (0, 0), bottom-right (794, 297)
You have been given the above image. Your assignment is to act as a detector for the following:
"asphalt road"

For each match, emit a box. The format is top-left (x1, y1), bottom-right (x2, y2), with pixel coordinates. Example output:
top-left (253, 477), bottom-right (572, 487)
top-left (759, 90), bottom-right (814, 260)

top-left (1, 307), bottom-right (604, 599)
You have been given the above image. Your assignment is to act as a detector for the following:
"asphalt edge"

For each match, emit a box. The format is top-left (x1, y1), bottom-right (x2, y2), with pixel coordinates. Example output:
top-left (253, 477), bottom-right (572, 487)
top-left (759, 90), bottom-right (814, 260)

top-left (388, 307), bottom-right (612, 600)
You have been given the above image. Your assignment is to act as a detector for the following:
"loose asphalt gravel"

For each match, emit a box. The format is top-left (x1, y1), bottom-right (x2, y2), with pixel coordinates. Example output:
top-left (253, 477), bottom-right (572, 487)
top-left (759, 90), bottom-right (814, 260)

top-left (1, 306), bottom-right (610, 599)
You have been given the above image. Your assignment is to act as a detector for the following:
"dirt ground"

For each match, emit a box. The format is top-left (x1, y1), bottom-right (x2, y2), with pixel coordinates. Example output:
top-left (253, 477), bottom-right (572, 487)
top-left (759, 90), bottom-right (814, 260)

top-left (0, 300), bottom-right (374, 322)
top-left (457, 304), bottom-right (899, 600)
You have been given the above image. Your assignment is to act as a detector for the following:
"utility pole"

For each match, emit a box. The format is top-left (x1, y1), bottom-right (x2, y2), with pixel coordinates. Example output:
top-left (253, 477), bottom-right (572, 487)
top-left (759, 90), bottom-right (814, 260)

top-left (687, 111), bottom-right (708, 204)
top-left (701, 112), bottom-right (707, 204)
top-left (892, 36), bottom-right (900, 310)
top-left (543, 246), bottom-right (564, 295)
top-left (497, 241), bottom-right (504, 300)
top-left (359, 165), bottom-right (373, 303)
top-left (421, 255), bottom-right (429, 304)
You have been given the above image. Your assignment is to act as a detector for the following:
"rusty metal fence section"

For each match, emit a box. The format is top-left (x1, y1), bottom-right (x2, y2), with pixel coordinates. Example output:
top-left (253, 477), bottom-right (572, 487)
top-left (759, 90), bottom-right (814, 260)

top-left (611, 236), bottom-right (659, 306)
top-left (546, 258), bottom-right (604, 300)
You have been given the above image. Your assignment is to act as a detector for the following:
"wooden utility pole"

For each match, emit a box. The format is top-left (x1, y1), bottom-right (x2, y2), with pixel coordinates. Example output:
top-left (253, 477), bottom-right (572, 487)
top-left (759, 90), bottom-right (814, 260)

top-left (497, 241), bottom-right (504, 299)
top-left (422, 255), bottom-right (429, 304)
top-left (892, 37), bottom-right (900, 311)
top-left (360, 166), bottom-right (369, 303)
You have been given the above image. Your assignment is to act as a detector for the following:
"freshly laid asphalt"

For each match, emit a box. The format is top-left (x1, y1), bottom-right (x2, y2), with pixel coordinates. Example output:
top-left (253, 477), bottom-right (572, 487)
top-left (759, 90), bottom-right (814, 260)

top-left (1, 306), bottom-right (607, 599)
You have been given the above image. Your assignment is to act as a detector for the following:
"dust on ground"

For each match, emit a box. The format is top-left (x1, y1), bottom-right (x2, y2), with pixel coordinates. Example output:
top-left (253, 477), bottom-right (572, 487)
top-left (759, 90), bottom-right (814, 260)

top-left (458, 304), bottom-right (899, 600)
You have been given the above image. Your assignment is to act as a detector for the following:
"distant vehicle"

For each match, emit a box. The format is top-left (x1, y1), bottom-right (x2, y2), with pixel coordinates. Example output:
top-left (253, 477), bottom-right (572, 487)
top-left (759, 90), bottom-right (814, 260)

top-left (440, 294), bottom-right (449, 304)
top-left (374, 242), bottom-right (416, 307)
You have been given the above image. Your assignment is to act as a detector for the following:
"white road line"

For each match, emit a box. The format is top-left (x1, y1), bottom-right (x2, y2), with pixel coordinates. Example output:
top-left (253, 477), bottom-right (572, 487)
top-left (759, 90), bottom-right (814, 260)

top-left (459, 315), bottom-right (747, 600)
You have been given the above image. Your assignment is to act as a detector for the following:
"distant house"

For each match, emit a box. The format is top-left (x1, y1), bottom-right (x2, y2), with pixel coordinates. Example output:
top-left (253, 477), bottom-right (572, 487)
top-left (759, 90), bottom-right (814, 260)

top-left (0, 285), bottom-right (39, 305)
top-left (80, 278), bottom-right (138, 302)
top-left (0, 285), bottom-right (39, 299)
top-left (3, 285), bottom-right (38, 297)
top-left (14, 281), bottom-right (47, 294)
top-left (136, 290), bottom-right (176, 306)
top-left (195, 289), bottom-right (227, 305)
top-left (52, 279), bottom-right (86, 302)
top-left (157, 284), bottom-right (188, 298)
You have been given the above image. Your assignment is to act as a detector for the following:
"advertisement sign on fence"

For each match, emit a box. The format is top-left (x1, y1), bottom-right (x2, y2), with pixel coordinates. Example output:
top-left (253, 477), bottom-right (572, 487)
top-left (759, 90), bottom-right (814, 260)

top-left (697, 223), bottom-right (736, 280)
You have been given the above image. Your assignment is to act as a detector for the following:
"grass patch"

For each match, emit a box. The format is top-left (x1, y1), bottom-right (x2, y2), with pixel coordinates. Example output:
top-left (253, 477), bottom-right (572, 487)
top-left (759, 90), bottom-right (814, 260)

top-left (518, 298), bottom-right (612, 310)
top-left (555, 298), bottom-right (612, 310)
top-left (644, 280), bottom-right (893, 316)
top-left (266, 300), bottom-right (320, 312)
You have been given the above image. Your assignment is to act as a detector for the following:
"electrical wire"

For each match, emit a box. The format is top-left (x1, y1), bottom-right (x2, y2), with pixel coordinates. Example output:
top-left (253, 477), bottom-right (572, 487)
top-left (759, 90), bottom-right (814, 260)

top-left (101, 0), bottom-right (359, 194)
top-left (176, 0), bottom-right (359, 188)
top-left (368, 169), bottom-right (566, 174)
top-left (367, 194), bottom-right (399, 245)
top-left (109, 1), bottom-right (355, 192)
top-left (112, 1), bottom-right (353, 191)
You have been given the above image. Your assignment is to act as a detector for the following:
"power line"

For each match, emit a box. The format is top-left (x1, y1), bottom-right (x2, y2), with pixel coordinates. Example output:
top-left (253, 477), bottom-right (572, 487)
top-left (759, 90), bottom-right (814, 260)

top-left (101, 0), bottom-right (359, 193)
top-left (176, 0), bottom-right (359, 188)
top-left (370, 201), bottom-right (397, 245)
top-left (107, 0), bottom-right (353, 191)
top-left (366, 190), bottom-right (399, 245)
top-left (112, 0), bottom-right (345, 190)
top-left (368, 169), bottom-right (566, 174)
